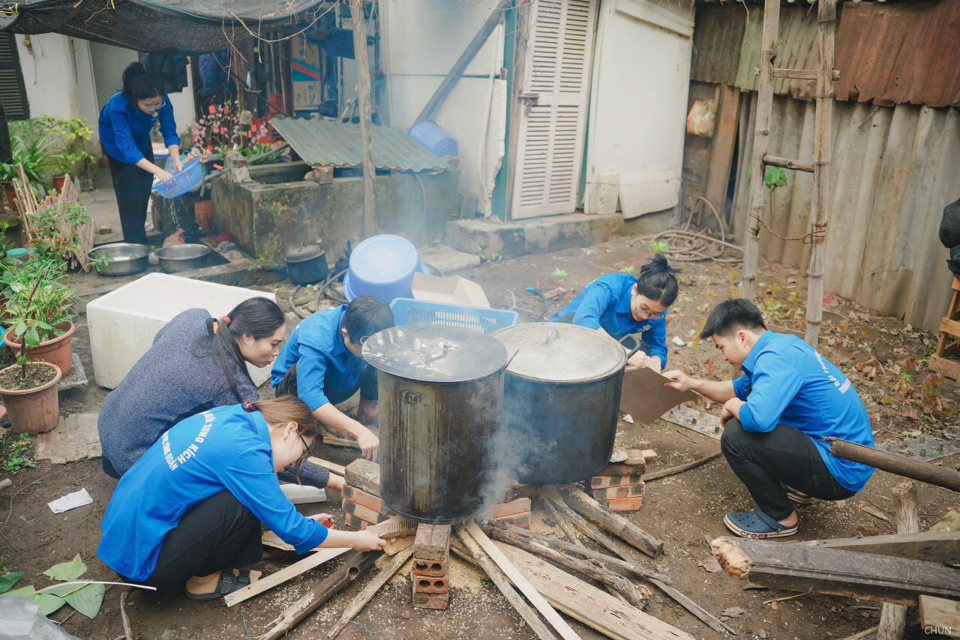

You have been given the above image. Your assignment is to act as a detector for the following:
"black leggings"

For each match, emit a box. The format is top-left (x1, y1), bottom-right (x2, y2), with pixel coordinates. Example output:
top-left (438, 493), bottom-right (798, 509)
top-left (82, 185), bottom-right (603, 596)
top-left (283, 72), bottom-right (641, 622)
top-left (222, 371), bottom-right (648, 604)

top-left (106, 145), bottom-right (155, 246)
top-left (721, 419), bottom-right (856, 520)
top-left (135, 491), bottom-right (263, 591)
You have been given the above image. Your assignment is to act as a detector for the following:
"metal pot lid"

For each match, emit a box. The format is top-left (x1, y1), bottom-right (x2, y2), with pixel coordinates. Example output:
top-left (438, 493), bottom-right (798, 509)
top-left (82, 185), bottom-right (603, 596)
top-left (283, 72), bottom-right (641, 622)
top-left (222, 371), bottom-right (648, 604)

top-left (363, 324), bottom-right (508, 383)
top-left (286, 244), bottom-right (325, 263)
top-left (493, 322), bottom-right (626, 383)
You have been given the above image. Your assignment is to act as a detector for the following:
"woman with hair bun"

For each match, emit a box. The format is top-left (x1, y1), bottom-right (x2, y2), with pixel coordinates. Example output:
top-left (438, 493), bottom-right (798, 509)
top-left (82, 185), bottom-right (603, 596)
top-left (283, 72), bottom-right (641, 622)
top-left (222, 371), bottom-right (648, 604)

top-left (98, 61), bottom-right (182, 245)
top-left (549, 255), bottom-right (682, 370)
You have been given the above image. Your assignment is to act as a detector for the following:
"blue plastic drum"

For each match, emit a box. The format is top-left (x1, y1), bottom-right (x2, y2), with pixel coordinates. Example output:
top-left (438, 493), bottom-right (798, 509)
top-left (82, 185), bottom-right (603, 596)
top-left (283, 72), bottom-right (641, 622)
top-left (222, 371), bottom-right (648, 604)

top-left (343, 235), bottom-right (427, 303)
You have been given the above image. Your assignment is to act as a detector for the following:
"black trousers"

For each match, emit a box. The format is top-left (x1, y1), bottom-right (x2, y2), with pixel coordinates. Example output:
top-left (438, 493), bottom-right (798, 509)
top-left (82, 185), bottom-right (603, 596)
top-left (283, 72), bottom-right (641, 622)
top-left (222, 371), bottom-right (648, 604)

top-left (136, 491), bottom-right (263, 591)
top-left (106, 145), bottom-right (155, 246)
top-left (276, 362), bottom-right (379, 404)
top-left (721, 419), bottom-right (856, 520)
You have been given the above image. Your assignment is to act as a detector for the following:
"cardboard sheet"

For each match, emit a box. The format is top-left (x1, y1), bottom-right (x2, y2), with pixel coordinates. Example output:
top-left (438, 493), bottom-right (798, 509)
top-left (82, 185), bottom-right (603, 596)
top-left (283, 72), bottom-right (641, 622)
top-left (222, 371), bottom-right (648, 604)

top-left (619, 366), bottom-right (699, 424)
top-left (411, 273), bottom-right (490, 308)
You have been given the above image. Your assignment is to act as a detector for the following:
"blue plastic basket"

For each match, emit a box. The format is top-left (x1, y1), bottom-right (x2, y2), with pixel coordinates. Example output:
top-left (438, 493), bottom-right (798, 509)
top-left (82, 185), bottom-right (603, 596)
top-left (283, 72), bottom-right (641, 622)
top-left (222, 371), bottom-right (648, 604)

top-left (390, 298), bottom-right (518, 335)
top-left (152, 157), bottom-right (202, 198)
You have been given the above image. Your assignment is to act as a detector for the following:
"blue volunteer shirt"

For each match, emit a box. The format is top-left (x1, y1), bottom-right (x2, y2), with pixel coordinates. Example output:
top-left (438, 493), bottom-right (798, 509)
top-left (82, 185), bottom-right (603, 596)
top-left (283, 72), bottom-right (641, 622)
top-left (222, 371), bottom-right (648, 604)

top-left (733, 331), bottom-right (876, 492)
top-left (271, 305), bottom-right (367, 410)
top-left (98, 91), bottom-right (180, 165)
top-left (549, 273), bottom-right (669, 368)
top-left (97, 405), bottom-right (328, 581)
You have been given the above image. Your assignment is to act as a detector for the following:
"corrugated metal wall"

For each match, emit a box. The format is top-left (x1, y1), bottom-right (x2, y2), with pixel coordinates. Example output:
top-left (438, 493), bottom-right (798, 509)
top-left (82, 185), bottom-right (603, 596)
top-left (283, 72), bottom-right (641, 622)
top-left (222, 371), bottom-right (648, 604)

top-left (730, 93), bottom-right (960, 331)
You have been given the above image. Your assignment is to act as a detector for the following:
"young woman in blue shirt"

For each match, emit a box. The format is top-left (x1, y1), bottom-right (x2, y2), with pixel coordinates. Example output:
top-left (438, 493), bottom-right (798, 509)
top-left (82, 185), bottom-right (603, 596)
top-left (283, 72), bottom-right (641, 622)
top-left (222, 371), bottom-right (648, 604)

top-left (98, 396), bottom-right (386, 598)
top-left (98, 62), bottom-right (182, 245)
top-left (549, 255), bottom-right (681, 370)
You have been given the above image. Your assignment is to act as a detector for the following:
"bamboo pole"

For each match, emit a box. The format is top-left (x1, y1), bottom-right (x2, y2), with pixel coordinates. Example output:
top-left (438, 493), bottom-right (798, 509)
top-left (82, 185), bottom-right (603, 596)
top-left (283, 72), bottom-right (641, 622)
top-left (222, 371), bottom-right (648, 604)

top-left (803, 0), bottom-right (836, 346)
top-left (741, 0), bottom-right (781, 302)
top-left (349, 0), bottom-right (377, 239)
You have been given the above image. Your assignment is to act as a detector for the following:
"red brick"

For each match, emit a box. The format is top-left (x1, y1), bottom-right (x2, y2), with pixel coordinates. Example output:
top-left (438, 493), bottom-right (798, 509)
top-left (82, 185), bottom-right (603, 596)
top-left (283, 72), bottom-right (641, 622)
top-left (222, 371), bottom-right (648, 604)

top-left (413, 575), bottom-right (450, 594)
top-left (589, 473), bottom-right (643, 489)
top-left (342, 499), bottom-right (391, 525)
top-left (599, 461), bottom-right (646, 476)
top-left (414, 524), bottom-right (451, 562)
top-left (343, 513), bottom-right (367, 531)
top-left (412, 558), bottom-right (447, 576)
top-left (494, 512), bottom-right (531, 530)
top-left (598, 496), bottom-right (644, 512)
top-left (342, 485), bottom-right (390, 514)
top-left (412, 590), bottom-right (449, 610)
top-left (490, 497), bottom-right (531, 519)
top-left (505, 482), bottom-right (539, 502)
top-left (590, 483), bottom-right (645, 501)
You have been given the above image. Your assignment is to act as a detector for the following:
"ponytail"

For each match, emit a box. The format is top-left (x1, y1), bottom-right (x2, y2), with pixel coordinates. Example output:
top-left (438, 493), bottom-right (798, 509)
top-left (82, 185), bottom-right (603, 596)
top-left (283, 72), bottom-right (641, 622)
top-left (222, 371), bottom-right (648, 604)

top-left (636, 255), bottom-right (682, 306)
top-left (121, 61), bottom-right (164, 102)
top-left (192, 298), bottom-right (285, 402)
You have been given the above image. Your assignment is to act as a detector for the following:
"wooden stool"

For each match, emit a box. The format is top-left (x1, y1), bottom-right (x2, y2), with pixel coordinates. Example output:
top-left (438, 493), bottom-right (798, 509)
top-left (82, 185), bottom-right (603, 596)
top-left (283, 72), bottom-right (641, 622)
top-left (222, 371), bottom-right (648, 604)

top-left (930, 277), bottom-right (960, 380)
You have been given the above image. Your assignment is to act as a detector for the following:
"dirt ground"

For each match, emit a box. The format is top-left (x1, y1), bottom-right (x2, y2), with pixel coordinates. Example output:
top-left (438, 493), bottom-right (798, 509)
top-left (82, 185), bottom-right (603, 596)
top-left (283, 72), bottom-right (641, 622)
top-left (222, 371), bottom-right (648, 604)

top-left (1, 235), bottom-right (958, 640)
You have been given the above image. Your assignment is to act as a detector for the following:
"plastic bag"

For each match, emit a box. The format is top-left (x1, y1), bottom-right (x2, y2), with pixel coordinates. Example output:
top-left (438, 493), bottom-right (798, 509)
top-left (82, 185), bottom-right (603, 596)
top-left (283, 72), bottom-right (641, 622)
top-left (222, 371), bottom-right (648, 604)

top-left (686, 100), bottom-right (717, 138)
top-left (940, 198), bottom-right (960, 249)
top-left (0, 597), bottom-right (80, 640)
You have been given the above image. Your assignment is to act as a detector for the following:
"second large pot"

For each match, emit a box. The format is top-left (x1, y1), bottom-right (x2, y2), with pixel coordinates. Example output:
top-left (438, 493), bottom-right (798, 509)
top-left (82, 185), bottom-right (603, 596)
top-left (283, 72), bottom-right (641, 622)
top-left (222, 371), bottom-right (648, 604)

top-left (493, 323), bottom-right (627, 484)
top-left (364, 324), bottom-right (508, 523)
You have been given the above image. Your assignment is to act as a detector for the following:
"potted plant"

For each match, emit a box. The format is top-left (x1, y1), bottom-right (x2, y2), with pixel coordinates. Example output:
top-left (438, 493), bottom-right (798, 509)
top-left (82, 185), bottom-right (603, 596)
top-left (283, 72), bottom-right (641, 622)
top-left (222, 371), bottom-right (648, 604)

top-left (43, 116), bottom-right (95, 191)
top-left (25, 199), bottom-right (97, 272)
top-left (1, 258), bottom-right (76, 377)
top-left (0, 263), bottom-right (62, 435)
top-left (1, 136), bottom-right (59, 207)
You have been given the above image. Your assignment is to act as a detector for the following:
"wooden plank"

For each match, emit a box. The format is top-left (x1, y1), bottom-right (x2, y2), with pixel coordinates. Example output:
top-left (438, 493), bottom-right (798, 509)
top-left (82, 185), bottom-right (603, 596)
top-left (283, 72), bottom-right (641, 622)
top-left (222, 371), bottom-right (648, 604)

top-left (498, 543), bottom-right (696, 640)
top-left (308, 456), bottom-right (346, 477)
top-left (918, 596), bottom-right (960, 638)
top-left (464, 521), bottom-right (583, 640)
top-left (763, 154), bottom-right (815, 173)
top-left (454, 525), bottom-right (560, 640)
top-left (559, 486), bottom-right (663, 558)
top-left (703, 83), bottom-right (741, 234)
top-left (828, 438), bottom-right (960, 492)
top-left (348, 0), bottom-right (376, 238)
top-left (712, 536), bottom-right (960, 605)
top-left (226, 516), bottom-right (414, 606)
top-left (941, 317), bottom-right (960, 338)
top-left (326, 547), bottom-right (414, 639)
top-left (877, 483), bottom-right (920, 640)
top-left (323, 435), bottom-right (361, 451)
top-left (800, 531), bottom-right (960, 565)
top-left (645, 452), bottom-right (722, 481)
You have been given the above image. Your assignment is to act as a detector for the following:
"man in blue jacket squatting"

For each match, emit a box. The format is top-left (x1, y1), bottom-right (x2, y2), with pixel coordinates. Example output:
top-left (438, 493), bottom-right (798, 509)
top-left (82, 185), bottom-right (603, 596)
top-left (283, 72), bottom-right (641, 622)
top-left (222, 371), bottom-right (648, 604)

top-left (663, 299), bottom-right (876, 538)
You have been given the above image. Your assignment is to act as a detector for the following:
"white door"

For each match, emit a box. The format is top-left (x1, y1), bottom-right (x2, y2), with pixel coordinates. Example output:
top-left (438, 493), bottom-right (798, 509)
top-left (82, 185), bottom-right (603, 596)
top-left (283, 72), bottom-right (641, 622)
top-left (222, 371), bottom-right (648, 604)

top-left (511, 0), bottom-right (598, 219)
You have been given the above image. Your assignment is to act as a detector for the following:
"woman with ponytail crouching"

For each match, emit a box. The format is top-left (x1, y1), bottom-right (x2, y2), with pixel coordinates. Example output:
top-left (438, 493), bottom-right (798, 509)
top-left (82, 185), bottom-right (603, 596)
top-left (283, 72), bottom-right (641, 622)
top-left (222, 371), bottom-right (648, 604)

top-left (97, 397), bottom-right (386, 599)
top-left (549, 255), bottom-right (682, 370)
top-left (97, 299), bottom-right (342, 490)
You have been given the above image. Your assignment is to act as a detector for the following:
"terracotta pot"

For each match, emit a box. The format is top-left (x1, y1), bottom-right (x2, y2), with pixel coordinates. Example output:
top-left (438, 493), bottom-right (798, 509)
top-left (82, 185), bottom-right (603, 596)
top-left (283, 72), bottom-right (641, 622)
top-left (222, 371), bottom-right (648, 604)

top-left (3, 321), bottom-right (75, 377)
top-left (194, 200), bottom-right (214, 235)
top-left (52, 175), bottom-right (67, 194)
top-left (0, 362), bottom-right (62, 435)
top-left (3, 183), bottom-right (16, 211)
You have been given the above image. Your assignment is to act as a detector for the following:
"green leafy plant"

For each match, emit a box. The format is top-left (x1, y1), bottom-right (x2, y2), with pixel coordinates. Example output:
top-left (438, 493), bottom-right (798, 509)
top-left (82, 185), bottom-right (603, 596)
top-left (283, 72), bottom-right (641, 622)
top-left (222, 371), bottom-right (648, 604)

top-left (10, 116), bottom-right (95, 181)
top-left (0, 136), bottom-right (59, 194)
top-left (25, 200), bottom-right (96, 271)
top-left (0, 433), bottom-right (36, 473)
top-left (0, 555), bottom-right (105, 619)
top-left (620, 266), bottom-right (635, 274)
top-left (552, 268), bottom-right (568, 281)
top-left (649, 240), bottom-right (669, 254)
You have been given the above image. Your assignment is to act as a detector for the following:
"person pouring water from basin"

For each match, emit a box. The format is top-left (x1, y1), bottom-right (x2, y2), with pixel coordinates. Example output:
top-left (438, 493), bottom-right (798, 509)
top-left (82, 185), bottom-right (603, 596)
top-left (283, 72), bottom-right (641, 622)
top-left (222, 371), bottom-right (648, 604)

top-left (549, 255), bottom-right (681, 370)
top-left (272, 296), bottom-right (395, 462)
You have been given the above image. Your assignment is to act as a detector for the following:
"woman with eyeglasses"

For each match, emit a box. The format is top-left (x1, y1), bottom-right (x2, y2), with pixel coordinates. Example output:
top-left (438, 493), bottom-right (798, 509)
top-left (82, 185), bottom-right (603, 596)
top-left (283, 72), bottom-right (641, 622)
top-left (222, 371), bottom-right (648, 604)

top-left (98, 61), bottom-right (182, 245)
top-left (549, 255), bottom-right (682, 370)
top-left (98, 396), bottom-right (386, 599)
top-left (272, 296), bottom-right (394, 463)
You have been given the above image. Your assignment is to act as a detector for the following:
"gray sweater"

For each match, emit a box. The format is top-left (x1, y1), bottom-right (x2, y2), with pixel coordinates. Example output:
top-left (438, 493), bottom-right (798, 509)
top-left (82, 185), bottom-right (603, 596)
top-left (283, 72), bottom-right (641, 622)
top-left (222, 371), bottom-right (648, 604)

top-left (97, 308), bottom-right (330, 488)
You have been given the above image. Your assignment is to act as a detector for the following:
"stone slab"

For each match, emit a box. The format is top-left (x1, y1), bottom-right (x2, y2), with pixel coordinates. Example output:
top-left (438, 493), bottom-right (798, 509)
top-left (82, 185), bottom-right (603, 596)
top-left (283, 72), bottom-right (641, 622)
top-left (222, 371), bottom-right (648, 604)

top-left (444, 213), bottom-right (624, 259)
top-left (58, 354), bottom-right (87, 391)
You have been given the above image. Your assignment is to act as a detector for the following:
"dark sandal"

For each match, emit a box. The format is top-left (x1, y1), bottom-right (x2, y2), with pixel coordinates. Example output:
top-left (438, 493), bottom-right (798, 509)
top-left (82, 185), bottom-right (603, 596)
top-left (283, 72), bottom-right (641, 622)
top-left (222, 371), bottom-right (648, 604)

top-left (723, 508), bottom-right (798, 539)
top-left (185, 568), bottom-right (263, 601)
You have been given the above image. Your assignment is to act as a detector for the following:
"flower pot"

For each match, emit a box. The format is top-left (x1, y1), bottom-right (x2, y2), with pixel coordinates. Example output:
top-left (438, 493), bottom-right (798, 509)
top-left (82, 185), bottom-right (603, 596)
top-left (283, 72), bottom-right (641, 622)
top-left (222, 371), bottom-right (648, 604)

top-left (194, 200), bottom-right (214, 234)
top-left (3, 183), bottom-right (16, 211)
top-left (2, 321), bottom-right (75, 377)
top-left (0, 362), bottom-right (62, 435)
top-left (52, 175), bottom-right (67, 194)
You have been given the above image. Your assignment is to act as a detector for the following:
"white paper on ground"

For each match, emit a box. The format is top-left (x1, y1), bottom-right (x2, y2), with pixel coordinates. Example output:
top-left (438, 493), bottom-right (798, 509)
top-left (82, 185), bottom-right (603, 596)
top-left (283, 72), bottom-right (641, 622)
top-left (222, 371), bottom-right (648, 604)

top-left (48, 489), bottom-right (93, 514)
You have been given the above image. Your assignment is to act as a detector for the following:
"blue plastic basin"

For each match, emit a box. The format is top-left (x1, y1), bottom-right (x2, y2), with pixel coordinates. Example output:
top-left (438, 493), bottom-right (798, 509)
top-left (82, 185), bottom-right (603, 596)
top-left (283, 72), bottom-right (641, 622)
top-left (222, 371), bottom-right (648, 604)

top-left (343, 235), bottom-right (427, 303)
top-left (408, 120), bottom-right (458, 158)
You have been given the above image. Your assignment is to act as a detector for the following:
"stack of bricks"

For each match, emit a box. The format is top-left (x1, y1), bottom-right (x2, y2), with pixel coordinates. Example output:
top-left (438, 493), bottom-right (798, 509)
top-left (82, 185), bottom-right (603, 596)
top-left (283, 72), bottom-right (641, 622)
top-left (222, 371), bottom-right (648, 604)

top-left (412, 523), bottom-right (451, 610)
top-left (588, 449), bottom-right (646, 512)
top-left (342, 459), bottom-right (391, 530)
top-left (489, 482), bottom-right (537, 529)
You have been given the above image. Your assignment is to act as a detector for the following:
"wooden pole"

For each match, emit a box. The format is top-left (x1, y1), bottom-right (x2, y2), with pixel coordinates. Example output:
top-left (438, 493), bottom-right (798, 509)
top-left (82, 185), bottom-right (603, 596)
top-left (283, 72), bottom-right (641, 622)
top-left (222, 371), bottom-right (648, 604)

top-left (259, 551), bottom-right (381, 640)
top-left (454, 525), bottom-right (560, 640)
top-left (876, 483), bottom-right (920, 640)
top-left (741, 0), bottom-right (780, 302)
top-left (558, 486), bottom-right (663, 558)
top-left (415, 2), bottom-right (506, 123)
top-left (327, 547), bottom-right (413, 640)
top-left (349, 0), bottom-right (377, 238)
top-left (803, 0), bottom-right (837, 346)
top-left (120, 590), bottom-right (133, 640)
top-left (828, 439), bottom-right (960, 492)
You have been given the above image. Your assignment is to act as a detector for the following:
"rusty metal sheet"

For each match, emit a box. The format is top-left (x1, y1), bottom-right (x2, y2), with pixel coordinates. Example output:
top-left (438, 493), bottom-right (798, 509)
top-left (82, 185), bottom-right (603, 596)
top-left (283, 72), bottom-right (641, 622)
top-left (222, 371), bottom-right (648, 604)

top-left (270, 118), bottom-right (451, 172)
top-left (734, 5), bottom-right (820, 101)
top-left (690, 3), bottom-right (746, 86)
top-left (835, 0), bottom-right (960, 108)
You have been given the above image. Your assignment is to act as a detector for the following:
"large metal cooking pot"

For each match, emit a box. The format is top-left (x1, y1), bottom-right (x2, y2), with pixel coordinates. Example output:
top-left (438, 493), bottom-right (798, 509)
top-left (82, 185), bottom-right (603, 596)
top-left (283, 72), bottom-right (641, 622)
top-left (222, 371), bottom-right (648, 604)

top-left (493, 323), bottom-right (627, 484)
top-left (363, 324), bottom-right (509, 523)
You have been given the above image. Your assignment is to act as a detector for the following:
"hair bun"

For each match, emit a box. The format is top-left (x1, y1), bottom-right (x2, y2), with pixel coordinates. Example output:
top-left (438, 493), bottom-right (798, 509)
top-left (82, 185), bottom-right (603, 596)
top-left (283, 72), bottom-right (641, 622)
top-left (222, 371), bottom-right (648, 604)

top-left (642, 254), bottom-right (682, 276)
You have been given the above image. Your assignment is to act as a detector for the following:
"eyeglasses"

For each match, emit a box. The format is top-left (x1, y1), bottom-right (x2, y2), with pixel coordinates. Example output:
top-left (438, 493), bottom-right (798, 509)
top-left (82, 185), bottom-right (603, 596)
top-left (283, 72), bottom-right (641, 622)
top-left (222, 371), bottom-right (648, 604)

top-left (292, 433), bottom-right (312, 484)
top-left (139, 99), bottom-right (166, 113)
top-left (635, 302), bottom-right (663, 320)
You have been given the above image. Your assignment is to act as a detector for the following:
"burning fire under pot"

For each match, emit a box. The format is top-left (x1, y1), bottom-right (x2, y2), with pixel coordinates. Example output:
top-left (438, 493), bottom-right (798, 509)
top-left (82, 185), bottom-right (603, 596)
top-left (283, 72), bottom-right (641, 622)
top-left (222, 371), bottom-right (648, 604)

top-left (363, 325), bottom-right (509, 523)
top-left (492, 323), bottom-right (628, 485)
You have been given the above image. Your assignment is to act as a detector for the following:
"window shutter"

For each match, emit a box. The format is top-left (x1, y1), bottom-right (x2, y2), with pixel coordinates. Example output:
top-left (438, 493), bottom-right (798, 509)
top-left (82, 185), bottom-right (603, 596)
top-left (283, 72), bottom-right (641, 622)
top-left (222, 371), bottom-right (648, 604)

top-left (0, 34), bottom-right (30, 120)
